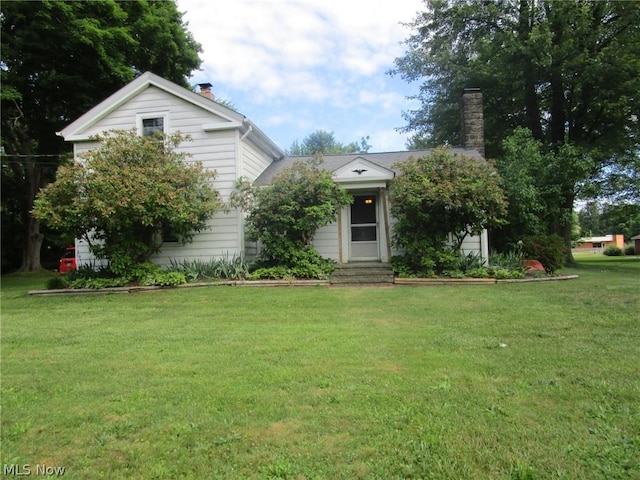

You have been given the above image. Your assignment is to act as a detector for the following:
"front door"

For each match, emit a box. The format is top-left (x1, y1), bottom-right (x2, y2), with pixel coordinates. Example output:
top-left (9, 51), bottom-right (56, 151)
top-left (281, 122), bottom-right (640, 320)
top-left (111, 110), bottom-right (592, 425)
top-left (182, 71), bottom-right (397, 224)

top-left (349, 194), bottom-right (379, 261)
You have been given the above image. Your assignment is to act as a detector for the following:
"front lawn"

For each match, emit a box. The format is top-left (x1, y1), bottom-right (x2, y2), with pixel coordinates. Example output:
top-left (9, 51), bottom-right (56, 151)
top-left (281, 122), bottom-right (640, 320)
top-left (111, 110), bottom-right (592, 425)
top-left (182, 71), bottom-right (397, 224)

top-left (1, 256), bottom-right (638, 479)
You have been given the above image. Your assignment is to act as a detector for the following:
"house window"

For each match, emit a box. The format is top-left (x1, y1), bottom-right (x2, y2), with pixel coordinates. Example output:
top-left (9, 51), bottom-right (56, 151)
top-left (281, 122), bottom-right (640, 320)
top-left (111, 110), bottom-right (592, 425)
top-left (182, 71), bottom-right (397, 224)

top-left (142, 117), bottom-right (164, 137)
top-left (137, 112), bottom-right (168, 137)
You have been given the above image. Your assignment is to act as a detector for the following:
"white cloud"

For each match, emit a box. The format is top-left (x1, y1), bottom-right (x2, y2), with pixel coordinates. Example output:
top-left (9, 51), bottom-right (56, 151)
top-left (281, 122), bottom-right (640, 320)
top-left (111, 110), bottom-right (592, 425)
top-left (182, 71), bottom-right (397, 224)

top-left (180, 0), bottom-right (419, 95)
top-left (177, 0), bottom-right (424, 151)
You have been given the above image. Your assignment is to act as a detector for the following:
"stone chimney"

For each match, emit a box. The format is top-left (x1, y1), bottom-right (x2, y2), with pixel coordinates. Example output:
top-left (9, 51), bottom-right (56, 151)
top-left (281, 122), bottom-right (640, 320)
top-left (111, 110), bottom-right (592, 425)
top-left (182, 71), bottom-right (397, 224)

top-left (460, 88), bottom-right (484, 156)
top-left (198, 82), bottom-right (215, 101)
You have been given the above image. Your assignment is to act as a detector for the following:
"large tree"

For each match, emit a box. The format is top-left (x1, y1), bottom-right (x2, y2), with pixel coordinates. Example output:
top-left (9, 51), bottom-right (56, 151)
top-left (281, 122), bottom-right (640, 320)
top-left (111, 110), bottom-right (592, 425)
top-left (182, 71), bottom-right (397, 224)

top-left (391, 0), bottom-right (640, 263)
top-left (1, 0), bottom-right (201, 271)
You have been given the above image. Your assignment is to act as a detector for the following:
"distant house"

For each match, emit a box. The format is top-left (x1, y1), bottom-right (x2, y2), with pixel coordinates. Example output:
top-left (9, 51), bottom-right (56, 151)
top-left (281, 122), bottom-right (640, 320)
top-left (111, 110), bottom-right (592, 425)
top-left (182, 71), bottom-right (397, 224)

top-left (58, 72), bottom-right (489, 267)
top-left (574, 234), bottom-right (625, 252)
top-left (631, 235), bottom-right (640, 255)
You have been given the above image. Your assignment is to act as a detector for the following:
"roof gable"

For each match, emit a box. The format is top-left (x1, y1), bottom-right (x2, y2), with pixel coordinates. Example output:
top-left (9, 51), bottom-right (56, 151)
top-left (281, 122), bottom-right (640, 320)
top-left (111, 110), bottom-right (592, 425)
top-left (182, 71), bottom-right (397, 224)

top-left (332, 156), bottom-right (395, 182)
top-left (58, 71), bottom-right (245, 141)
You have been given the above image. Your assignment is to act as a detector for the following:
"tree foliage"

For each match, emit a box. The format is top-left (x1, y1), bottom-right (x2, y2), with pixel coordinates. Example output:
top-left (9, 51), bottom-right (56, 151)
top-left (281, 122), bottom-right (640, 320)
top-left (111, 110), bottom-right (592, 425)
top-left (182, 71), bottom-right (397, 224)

top-left (492, 127), bottom-right (593, 251)
top-left (1, 0), bottom-right (202, 271)
top-left (391, 0), bottom-right (640, 259)
top-left (230, 158), bottom-right (352, 278)
top-left (389, 148), bottom-right (507, 274)
top-left (32, 131), bottom-right (221, 274)
top-left (287, 130), bottom-right (371, 156)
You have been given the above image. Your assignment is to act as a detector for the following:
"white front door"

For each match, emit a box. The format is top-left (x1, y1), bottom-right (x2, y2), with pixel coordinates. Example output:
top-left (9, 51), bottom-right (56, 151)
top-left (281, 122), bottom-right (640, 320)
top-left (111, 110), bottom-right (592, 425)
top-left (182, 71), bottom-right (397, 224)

top-left (349, 194), bottom-right (379, 261)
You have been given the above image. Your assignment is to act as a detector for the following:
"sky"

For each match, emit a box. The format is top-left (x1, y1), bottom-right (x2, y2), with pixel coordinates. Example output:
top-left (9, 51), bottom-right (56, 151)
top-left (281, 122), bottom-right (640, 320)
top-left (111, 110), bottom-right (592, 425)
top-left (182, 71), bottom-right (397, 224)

top-left (176, 0), bottom-right (425, 154)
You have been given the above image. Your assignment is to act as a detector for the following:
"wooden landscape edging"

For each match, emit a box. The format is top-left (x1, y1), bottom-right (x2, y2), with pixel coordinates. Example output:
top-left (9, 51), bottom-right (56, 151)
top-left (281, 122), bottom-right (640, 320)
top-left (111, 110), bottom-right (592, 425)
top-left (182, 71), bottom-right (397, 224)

top-left (394, 275), bottom-right (579, 286)
top-left (27, 275), bottom-right (579, 296)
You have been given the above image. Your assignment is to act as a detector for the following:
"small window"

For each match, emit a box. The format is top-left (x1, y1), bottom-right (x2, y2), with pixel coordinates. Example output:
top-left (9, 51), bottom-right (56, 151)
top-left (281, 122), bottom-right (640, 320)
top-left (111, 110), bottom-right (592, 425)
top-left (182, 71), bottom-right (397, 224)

top-left (142, 117), bottom-right (164, 137)
top-left (137, 112), bottom-right (168, 137)
top-left (162, 231), bottom-right (180, 243)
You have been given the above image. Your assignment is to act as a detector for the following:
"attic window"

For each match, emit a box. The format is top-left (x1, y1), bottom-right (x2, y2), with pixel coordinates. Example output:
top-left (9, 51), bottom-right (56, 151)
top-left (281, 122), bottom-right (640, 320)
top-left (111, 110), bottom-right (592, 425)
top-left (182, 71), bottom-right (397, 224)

top-left (137, 112), bottom-right (168, 137)
top-left (142, 117), bottom-right (163, 136)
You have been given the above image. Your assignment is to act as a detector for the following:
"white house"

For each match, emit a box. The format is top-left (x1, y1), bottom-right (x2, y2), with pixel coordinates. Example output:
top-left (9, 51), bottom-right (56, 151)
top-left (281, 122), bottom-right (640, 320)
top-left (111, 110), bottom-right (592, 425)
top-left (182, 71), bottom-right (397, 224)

top-left (58, 72), bottom-right (489, 268)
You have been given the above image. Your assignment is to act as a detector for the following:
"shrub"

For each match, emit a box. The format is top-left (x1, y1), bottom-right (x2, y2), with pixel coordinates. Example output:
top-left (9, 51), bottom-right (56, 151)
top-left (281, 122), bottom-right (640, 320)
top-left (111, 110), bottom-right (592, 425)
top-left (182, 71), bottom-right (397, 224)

top-left (230, 158), bottom-right (350, 279)
top-left (603, 245), bottom-right (623, 256)
top-left (250, 247), bottom-right (334, 280)
top-left (248, 266), bottom-right (293, 280)
top-left (46, 276), bottom-right (70, 290)
top-left (624, 244), bottom-right (636, 256)
top-left (490, 268), bottom-right (526, 280)
top-left (520, 234), bottom-right (566, 274)
top-left (466, 267), bottom-right (490, 278)
top-left (391, 255), bottom-right (421, 278)
top-left (70, 277), bottom-right (129, 289)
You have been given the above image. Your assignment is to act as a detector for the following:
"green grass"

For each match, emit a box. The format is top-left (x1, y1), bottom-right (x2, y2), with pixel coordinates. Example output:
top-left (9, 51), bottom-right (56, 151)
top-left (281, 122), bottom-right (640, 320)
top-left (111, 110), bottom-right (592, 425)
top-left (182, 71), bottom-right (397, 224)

top-left (1, 255), bottom-right (639, 479)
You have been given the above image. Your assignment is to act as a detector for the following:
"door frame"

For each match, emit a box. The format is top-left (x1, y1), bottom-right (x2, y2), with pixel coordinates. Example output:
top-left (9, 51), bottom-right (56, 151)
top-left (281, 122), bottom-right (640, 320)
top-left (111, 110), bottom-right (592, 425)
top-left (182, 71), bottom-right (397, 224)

top-left (339, 188), bottom-right (390, 263)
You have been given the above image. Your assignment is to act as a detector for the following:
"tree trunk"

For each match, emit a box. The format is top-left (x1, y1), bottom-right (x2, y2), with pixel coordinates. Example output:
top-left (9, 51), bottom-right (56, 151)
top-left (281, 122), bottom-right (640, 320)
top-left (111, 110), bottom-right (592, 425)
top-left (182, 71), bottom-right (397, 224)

top-left (17, 157), bottom-right (45, 272)
top-left (20, 216), bottom-right (44, 272)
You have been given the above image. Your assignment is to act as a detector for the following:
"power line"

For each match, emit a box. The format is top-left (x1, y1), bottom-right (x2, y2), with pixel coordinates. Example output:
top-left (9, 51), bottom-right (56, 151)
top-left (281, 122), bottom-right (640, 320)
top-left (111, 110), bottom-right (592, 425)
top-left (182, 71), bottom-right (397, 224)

top-left (1, 153), bottom-right (69, 158)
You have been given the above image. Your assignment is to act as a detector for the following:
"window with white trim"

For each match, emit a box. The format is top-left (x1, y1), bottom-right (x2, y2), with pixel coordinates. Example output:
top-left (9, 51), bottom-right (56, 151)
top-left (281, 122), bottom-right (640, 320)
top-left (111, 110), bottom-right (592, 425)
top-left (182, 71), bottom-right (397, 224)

top-left (136, 112), bottom-right (169, 137)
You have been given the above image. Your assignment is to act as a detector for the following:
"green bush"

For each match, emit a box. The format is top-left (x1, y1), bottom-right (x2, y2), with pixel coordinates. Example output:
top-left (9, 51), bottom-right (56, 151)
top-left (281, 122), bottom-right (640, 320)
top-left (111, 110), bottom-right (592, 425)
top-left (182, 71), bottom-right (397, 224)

top-left (248, 266), bottom-right (293, 280)
top-left (63, 261), bottom-right (186, 289)
top-left (46, 276), bottom-right (70, 290)
top-left (603, 245), bottom-right (623, 256)
top-left (391, 255), bottom-right (422, 278)
top-left (466, 267), bottom-right (490, 278)
top-left (70, 277), bottom-right (129, 289)
top-left (520, 234), bottom-right (566, 274)
top-left (490, 268), bottom-right (526, 280)
top-left (249, 247), bottom-right (334, 280)
top-left (624, 244), bottom-right (636, 255)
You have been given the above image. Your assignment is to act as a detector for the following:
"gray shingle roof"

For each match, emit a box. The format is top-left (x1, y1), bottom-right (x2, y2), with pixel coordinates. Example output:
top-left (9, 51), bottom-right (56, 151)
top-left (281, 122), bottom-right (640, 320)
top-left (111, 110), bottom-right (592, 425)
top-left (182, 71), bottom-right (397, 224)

top-left (254, 147), bottom-right (484, 185)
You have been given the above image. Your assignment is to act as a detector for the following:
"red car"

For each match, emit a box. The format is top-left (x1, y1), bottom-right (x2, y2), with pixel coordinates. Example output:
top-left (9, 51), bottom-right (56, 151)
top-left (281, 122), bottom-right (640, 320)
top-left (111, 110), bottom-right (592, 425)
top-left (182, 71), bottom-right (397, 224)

top-left (59, 247), bottom-right (76, 273)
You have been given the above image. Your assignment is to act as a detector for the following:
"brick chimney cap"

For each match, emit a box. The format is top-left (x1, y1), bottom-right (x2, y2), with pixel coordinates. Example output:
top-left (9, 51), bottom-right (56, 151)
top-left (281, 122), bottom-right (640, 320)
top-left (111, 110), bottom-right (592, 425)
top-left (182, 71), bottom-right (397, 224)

top-left (462, 87), bottom-right (482, 94)
top-left (198, 82), bottom-right (213, 89)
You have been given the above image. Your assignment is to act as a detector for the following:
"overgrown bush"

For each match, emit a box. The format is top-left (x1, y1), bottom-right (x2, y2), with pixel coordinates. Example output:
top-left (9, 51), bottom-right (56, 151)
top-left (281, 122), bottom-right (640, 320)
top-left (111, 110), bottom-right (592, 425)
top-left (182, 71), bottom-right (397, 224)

top-left (389, 148), bottom-right (507, 273)
top-left (624, 244), bottom-right (636, 255)
top-left (603, 245), bottom-right (623, 256)
top-left (230, 158), bottom-right (350, 279)
top-left (33, 130), bottom-right (221, 269)
top-left (520, 234), bottom-right (566, 274)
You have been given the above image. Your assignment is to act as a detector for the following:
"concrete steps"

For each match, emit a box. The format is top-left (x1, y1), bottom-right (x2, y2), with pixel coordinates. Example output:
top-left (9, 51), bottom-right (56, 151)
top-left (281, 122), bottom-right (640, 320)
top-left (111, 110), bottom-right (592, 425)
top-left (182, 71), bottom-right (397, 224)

top-left (330, 262), bottom-right (394, 285)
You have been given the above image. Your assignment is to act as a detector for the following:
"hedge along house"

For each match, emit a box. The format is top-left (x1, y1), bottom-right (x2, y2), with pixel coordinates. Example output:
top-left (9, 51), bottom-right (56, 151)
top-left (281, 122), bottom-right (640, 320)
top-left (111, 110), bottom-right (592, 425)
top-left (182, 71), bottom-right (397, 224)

top-left (58, 72), bottom-right (488, 268)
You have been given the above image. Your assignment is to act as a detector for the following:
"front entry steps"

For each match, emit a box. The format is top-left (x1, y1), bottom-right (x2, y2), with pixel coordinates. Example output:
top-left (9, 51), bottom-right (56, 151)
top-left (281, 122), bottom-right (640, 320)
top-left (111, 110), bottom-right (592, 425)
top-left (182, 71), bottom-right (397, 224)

top-left (330, 262), bottom-right (394, 286)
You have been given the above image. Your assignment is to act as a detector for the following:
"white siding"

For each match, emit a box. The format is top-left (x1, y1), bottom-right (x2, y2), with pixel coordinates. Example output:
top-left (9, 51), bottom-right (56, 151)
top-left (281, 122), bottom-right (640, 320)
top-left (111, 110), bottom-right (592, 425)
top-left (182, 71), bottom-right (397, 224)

top-left (313, 222), bottom-right (340, 261)
top-left (151, 210), bottom-right (244, 265)
top-left (70, 86), bottom-right (246, 268)
top-left (387, 214), bottom-right (487, 262)
top-left (240, 139), bottom-right (275, 181)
